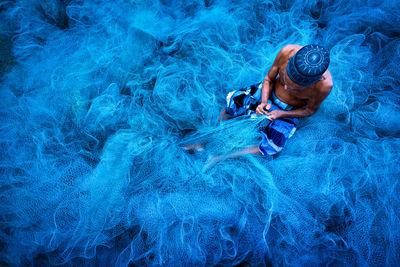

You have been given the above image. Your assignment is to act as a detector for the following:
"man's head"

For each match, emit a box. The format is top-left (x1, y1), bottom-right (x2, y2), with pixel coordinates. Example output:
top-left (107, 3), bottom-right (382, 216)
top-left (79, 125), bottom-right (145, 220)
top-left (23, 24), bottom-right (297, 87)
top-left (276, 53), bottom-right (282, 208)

top-left (285, 44), bottom-right (330, 90)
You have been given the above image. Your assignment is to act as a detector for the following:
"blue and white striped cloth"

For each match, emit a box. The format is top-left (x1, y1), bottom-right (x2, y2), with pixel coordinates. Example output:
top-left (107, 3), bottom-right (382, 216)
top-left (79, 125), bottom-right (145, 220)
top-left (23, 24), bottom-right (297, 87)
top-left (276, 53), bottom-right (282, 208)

top-left (225, 82), bottom-right (299, 156)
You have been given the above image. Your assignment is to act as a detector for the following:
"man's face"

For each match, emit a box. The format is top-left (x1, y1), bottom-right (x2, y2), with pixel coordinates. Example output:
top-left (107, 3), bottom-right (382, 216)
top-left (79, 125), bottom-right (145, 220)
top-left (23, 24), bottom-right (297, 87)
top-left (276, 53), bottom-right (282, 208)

top-left (283, 71), bottom-right (305, 91)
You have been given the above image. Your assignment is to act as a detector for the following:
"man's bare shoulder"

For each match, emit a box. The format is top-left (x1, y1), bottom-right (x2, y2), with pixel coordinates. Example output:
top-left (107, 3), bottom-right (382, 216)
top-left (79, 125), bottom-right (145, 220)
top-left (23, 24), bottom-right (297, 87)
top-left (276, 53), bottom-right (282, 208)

top-left (316, 70), bottom-right (333, 96)
top-left (277, 44), bottom-right (303, 65)
top-left (280, 44), bottom-right (303, 55)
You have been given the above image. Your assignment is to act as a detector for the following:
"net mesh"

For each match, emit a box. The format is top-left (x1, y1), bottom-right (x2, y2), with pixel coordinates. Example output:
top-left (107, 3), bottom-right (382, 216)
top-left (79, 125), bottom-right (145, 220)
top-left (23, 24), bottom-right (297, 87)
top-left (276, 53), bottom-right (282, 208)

top-left (0, 0), bottom-right (399, 265)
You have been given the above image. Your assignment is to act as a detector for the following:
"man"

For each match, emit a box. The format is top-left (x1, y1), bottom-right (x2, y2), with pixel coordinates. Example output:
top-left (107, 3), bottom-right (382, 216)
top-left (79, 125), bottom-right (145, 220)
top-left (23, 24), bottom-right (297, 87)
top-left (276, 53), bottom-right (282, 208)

top-left (185, 44), bottom-right (333, 166)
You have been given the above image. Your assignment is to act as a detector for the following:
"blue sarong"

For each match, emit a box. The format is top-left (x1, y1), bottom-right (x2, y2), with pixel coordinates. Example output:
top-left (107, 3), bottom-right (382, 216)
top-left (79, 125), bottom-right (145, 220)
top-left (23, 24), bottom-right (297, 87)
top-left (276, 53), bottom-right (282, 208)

top-left (225, 82), bottom-right (299, 156)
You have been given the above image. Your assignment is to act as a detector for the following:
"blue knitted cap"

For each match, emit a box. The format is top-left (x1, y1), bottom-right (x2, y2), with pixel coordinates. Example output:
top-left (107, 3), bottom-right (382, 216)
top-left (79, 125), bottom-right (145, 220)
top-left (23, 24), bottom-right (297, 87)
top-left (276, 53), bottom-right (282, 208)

top-left (286, 44), bottom-right (330, 86)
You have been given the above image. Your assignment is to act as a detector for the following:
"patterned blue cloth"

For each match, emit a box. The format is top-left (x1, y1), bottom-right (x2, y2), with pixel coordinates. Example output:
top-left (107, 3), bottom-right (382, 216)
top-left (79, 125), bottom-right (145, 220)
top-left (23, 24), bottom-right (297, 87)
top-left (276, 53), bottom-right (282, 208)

top-left (225, 82), bottom-right (299, 156)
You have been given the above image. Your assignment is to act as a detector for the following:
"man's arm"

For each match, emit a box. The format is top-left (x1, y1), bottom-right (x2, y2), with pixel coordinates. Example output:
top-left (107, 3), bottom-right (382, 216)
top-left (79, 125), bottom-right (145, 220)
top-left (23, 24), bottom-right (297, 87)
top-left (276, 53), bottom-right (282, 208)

top-left (260, 48), bottom-right (282, 104)
top-left (257, 45), bottom-right (294, 115)
top-left (276, 107), bottom-right (315, 119)
top-left (270, 82), bottom-right (333, 119)
top-left (261, 66), bottom-right (277, 104)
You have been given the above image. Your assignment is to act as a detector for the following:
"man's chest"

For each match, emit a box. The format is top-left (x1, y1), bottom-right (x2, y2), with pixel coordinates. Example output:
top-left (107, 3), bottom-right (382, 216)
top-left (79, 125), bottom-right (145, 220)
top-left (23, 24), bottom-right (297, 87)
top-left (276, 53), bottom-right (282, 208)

top-left (274, 78), bottom-right (311, 106)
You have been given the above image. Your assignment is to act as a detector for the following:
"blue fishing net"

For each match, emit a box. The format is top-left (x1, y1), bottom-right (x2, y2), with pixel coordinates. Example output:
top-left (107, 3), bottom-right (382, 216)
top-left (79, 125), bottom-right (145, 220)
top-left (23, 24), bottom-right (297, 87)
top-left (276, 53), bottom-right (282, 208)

top-left (0, 0), bottom-right (399, 265)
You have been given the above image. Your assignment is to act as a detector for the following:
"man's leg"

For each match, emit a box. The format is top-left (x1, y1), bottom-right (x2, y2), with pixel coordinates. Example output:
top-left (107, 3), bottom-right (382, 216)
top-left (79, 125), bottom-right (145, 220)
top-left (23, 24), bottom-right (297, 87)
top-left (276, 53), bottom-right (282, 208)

top-left (186, 84), bottom-right (263, 164)
top-left (218, 108), bottom-right (233, 122)
top-left (184, 107), bottom-right (234, 153)
top-left (183, 143), bottom-right (204, 152)
top-left (203, 145), bottom-right (262, 170)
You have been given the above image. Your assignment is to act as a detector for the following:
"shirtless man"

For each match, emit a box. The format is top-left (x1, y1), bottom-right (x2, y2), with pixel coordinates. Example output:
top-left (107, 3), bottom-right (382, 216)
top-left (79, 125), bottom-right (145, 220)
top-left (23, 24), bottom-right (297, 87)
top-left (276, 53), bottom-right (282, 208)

top-left (255, 44), bottom-right (333, 120)
top-left (185, 44), bottom-right (333, 166)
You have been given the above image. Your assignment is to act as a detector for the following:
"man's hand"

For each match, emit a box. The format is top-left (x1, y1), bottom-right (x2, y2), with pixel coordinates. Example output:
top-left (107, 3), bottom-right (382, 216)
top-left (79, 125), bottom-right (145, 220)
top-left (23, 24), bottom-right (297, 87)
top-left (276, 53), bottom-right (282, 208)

top-left (256, 102), bottom-right (272, 115)
top-left (265, 110), bottom-right (284, 121)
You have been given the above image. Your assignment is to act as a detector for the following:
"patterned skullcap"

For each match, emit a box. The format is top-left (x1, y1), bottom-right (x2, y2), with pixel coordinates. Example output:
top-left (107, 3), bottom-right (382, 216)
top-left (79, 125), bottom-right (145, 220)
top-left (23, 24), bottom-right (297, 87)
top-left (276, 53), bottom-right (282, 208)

top-left (286, 44), bottom-right (330, 86)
